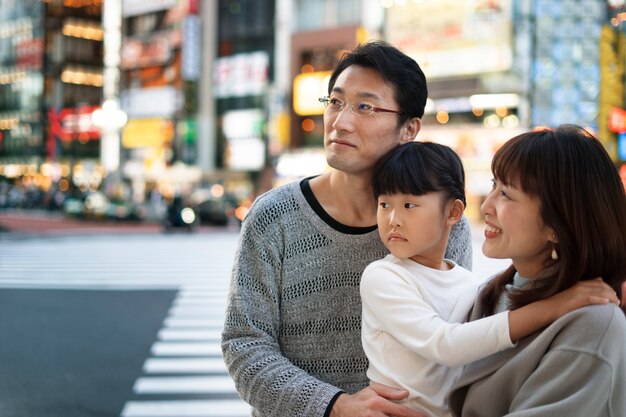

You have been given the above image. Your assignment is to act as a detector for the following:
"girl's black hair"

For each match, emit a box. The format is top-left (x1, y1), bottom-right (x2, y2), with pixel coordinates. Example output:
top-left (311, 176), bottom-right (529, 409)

top-left (372, 141), bottom-right (466, 207)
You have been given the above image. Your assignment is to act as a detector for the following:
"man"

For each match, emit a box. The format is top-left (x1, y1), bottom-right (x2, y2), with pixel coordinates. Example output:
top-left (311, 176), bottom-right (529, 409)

top-left (222, 41), bottom-right (472, 417)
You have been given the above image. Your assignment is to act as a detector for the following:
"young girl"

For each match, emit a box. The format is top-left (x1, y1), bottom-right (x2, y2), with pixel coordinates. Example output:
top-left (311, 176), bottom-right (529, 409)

top-left (360, 141), bottom-right (618, 417)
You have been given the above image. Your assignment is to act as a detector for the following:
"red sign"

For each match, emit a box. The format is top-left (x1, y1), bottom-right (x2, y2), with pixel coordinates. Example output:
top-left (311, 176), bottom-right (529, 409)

top-left (16, 38), bottom-right (43, 69)
top-left (48, 106), bottom-right (101, 142)
top-left (188, 0), bottom-right (199, 14)
top-left (609, 107), bottom-right (626, 133)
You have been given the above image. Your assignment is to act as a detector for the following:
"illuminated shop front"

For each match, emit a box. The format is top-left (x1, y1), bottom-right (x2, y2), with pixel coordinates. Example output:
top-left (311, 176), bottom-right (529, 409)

top-left (212, 0), bottom-right (275, 199)
top-left (0, 0), bottom-right (104, 194)
top-left (118, 0), bottom-right (203, 199)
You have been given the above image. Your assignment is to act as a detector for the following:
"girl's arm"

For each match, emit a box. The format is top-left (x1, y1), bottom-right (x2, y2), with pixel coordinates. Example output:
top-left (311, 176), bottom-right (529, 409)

top-left (508, 278), bottom-right (619, 342)
top-left (361, 265), bottom-right (618, 368)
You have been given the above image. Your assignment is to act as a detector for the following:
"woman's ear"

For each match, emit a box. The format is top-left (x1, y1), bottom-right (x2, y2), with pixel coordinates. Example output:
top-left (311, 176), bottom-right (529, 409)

top-left (547, 229), bottom-right (559, 244)
top-left (446, 199), bottom-right (465, 225)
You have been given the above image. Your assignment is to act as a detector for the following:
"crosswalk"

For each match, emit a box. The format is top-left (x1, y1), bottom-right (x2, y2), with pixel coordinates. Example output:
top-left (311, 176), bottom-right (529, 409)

top-left (0, 227), bottom-right (507, 417)
top-left (121, 284), bottom-right (250, 417)
top-left (0, 232), bottom-right (251, 417)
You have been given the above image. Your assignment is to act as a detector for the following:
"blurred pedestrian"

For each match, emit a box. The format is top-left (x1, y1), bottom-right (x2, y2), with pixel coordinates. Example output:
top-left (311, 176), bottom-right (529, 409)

top-left (448, 125), bottom-right (626, 416)
top-left (222, 41), bottom-right (472, 417)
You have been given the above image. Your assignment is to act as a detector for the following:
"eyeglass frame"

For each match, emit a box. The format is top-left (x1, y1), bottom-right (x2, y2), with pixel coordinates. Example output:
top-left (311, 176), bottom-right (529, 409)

top-left (318, 96), bottom-right (402, 117)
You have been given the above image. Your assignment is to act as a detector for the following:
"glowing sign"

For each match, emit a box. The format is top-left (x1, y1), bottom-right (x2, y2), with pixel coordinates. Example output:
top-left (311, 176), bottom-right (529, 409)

top-left (293, 71), bottom-right (331, 116)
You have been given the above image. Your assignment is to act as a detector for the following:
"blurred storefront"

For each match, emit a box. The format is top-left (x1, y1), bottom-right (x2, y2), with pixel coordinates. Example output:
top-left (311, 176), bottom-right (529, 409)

top-left (211, 0), bottom-right (276, 202)
top-left (382, 0), bottom-right (524, 221)
top-left (1, 0), bottom-right (625, 216)
top-left (119, 0), bottom-right (203, 201)
top-left (282, 0), bottom-right (623, 220)
top-left (0, 0), bottom-right (104, 197)
top-left (604, 0), bottom-right (626, 189)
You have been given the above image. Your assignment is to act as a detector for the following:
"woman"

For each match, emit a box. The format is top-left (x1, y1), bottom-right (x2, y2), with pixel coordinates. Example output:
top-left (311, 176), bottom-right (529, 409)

top-left (449, 125), bottom-right (626, 417)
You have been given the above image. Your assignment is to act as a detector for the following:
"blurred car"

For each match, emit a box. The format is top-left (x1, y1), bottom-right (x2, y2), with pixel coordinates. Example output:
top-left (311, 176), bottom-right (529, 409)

top-left (162, 195), bottom-right (197, 232)
top-left (105, 200), bottom-right (148, 221)
top-left (190, 186), bottom-right (235, 226)
top-left (62, 197), bottom-right (84, 218)
top-left (83, 191), bottom-right (109, 219)
top-left (234, 197), bottom-right (252, 224)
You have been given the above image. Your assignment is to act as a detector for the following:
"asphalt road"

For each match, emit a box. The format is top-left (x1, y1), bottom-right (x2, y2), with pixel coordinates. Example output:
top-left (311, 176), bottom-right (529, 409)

top-left (0, 231), bottom-right (248, 417)
top-left (0, 288), bottom-right (176, 417)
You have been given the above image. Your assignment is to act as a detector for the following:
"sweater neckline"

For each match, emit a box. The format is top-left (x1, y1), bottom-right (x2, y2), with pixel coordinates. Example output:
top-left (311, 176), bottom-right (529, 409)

top-left (300, 177), bottom-right (377, 235)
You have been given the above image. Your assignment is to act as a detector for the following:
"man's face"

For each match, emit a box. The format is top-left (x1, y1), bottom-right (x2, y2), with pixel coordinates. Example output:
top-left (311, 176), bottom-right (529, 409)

top-left (323, 65), bottom-right (416, 176)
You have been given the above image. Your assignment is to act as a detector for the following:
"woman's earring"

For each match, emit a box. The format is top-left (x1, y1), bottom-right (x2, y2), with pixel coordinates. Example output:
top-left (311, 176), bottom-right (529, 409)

top-left (551, 244), bottom-right (558, 260)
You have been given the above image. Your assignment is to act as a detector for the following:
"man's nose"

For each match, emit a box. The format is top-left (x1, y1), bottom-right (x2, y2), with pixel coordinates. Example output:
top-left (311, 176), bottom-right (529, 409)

top-left (331, 104), bottom-right (356, 130)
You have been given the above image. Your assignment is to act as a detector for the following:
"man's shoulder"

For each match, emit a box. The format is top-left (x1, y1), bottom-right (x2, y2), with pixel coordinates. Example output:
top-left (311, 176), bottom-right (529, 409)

top-left (450, 216), bottom-right (472, 240)
top-left (250, 181), bottom-right (305, 212)
top-left (446, 216), bottom-right (473, 270)
top-left (243, 181), bottom-right (305, 227)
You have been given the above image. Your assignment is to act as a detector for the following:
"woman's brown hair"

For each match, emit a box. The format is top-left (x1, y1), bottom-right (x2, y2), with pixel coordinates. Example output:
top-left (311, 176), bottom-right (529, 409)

top-left (480, 125), bottom-right (626, 313)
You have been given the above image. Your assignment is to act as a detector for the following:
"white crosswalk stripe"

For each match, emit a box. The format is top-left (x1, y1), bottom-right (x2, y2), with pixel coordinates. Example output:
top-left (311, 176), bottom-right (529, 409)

top-left (0, 232), bottom-right (251, 417)
top-left (132, 279), bottom-right (250, 417)
top-left (120, 400), bottom-right (251, 417)
top-left (143, 358), bottom-right (228, 374)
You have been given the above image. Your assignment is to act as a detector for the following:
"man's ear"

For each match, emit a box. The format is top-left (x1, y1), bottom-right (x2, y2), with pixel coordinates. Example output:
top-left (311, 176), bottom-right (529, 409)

top-left (446, 199), bottom-right (465, 225)
top-left (400, 117), bottom-right (421, 144)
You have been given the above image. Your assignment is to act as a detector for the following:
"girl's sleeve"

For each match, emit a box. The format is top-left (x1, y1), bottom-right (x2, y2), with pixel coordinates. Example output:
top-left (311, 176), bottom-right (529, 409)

top-left (360, 263), bottom-right (514, 368)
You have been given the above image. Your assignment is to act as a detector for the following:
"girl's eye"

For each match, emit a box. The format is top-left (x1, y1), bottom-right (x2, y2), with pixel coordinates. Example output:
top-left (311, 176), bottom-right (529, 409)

top-left (379, 202), bottom-right (389, 209)
top-left (404, 203), bottom-right (416, 209)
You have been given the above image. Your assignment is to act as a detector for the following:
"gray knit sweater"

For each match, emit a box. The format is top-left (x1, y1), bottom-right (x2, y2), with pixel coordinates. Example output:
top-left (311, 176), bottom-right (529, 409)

top-left (222, 179), bottom-right (473, 417)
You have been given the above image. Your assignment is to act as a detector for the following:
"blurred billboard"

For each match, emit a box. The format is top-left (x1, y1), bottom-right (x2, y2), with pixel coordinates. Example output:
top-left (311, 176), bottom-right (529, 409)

top-left (385, 0), bottom-right (513, 79)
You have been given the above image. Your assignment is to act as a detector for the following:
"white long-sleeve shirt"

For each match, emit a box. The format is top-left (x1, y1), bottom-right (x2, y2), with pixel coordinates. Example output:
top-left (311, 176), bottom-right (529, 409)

top-left (360, 254), bottom-right (513, 417)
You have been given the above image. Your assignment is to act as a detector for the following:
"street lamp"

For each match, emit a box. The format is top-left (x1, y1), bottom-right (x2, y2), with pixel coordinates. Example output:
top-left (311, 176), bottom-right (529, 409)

top-left (92, 99), bottom-right (127, 189)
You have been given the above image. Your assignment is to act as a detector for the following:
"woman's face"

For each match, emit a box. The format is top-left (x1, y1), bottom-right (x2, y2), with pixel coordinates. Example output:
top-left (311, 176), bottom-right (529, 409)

top-left (480, 178), bottom-right (556, 278)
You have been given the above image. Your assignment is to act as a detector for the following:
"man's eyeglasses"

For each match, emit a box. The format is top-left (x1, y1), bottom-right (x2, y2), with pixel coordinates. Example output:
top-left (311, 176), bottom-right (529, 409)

top-left (318, 96), bottom-right (401, 117)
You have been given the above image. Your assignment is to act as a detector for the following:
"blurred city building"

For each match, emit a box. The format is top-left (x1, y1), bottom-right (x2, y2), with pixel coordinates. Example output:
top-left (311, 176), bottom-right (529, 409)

top-left (0, 0), bottom-right (625, 220)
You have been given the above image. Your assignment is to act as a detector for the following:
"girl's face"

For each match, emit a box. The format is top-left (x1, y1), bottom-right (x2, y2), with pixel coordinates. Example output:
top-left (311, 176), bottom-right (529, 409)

top-left (480, 178), bottom-right (556, 278)
top-left (377, 192), bottom-right (453, 270)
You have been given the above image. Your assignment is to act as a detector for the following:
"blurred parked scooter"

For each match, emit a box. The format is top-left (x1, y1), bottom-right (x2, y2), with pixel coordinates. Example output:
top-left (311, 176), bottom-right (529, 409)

top-left (162, 195), bottom-right (197, 232)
